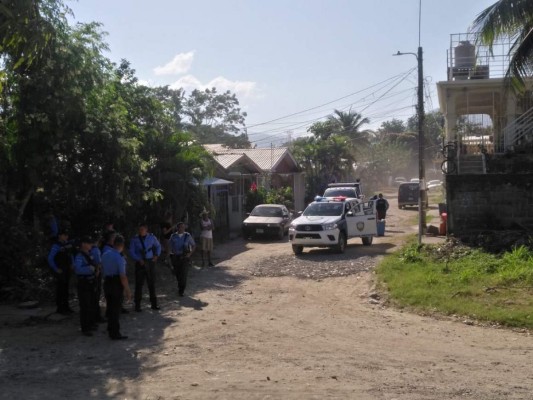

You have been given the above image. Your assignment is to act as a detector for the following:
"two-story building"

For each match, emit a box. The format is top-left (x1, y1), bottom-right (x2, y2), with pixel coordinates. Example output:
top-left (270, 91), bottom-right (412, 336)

top-left (437, 33), bottom-right (533, 235)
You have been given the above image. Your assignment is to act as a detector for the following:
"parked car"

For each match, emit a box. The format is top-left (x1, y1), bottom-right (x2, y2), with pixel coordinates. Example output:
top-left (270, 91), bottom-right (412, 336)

top-left (242, 204), bottom-right (292, 240)
top-left (427, 179), bottom-right (443, 191)
top-left (398, 182), bottom-right (419, 209)
top-left (410, 178), bottom-right (420, 183)
top-left (393, 177), bottom-right (406, 187)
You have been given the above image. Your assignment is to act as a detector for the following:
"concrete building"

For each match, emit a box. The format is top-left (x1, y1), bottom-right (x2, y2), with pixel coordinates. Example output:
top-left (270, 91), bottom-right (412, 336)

top-left (437, 33), bottom-right (533, 235)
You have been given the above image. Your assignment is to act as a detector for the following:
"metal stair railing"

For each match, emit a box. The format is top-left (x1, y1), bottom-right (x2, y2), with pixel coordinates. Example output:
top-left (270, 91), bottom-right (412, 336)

top-left (503, 106), bottom-right (533, 151)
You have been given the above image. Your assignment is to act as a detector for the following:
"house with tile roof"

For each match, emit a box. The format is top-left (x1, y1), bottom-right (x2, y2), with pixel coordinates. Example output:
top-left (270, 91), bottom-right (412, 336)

top-left (203, 144), bottom-right (305, 234)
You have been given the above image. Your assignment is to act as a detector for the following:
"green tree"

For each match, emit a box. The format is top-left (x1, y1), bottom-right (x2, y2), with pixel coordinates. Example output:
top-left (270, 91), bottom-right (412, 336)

top-left (473, 0), bottom-right (533, 90)
top-left (359, 141), bottom-right (413, 189)
top-left (308, 119), bottom-right (338, 140)
top-left (327, 109), bottom-right (370, 144)
top-left (374, 118), bottom-right (406, 142)
top-left (291, 108), bottom-right (371, 201)
top-left (290, 134), bottom-right (356, 201)
top-left (183, 88), bottom-right (250, 148)
top-left (0, 0), bottom-right (218, 297)
top-left (0, 0), bottom-right (65, 74)
top-left (407, 109), bottom-right (444, 157)
top-left (3, 20), bottom-right (110, 222)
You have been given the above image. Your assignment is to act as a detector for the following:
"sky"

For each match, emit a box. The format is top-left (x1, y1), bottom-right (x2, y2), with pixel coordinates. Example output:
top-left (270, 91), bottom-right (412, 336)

top-left (68, 0), bottom-right (496, 146)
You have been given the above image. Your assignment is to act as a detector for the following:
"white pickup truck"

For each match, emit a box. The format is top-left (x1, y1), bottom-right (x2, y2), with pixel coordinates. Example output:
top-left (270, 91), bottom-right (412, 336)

top-left (288, 196), bottom-right (378, 255)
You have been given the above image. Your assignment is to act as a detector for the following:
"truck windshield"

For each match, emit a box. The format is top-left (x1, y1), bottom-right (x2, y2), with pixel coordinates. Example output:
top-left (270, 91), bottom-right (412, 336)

top-left (324, 188), bottom-right (357, 198)
top-left (250, 206), bottom-right (283, 217)
top-left (303, 202), bottom-right (343, 217)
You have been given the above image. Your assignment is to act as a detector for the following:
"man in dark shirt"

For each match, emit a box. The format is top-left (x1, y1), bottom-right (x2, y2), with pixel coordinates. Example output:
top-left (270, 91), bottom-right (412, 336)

top-left (169, 222), bottom-right (196, 297)
top-left (376, 193), bottom-right (390, 220)
top-left (47, 230), bottom-right (74, 315)
top-left (102, 235), bottom-right (131, 340)
top-left (74, 236), bottom-right (98, 336)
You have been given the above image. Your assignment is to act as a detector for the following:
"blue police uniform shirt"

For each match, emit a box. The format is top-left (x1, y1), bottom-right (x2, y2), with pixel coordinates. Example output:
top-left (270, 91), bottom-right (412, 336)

top-left (102, 248), bottom-right (126, 277)
top-left (101, 244), bottom-right (114, 255)
top-left (74, 252), bottom-right (96, 276)
top-left (47, 241), bottom-right (73, 273)
top-left (169, 232), bottom-right (196, 255)
top-left (90, 246), bottom-right (102, 265)
top-left (49, 217), bottom-right (59, 238)
top-left (129, 233), bottom-right (161, 262)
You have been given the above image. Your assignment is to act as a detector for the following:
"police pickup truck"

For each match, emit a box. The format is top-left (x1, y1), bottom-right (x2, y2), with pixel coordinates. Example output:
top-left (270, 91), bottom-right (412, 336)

top-left (323, 182), bottom-right (364, 199)
top-left (288, 196), bottom-right (378, 255)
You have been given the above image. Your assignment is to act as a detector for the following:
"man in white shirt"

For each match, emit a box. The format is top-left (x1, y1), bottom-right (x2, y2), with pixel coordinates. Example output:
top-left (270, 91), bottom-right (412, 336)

top-left (199, 210), bottom-right (214, 267)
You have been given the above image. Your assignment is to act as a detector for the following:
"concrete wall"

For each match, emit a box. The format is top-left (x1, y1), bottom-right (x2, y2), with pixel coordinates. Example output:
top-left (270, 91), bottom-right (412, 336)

top-left (446, 174), bottom-right (533, 235)
top-left (487, 154), bottom-right (533, 174)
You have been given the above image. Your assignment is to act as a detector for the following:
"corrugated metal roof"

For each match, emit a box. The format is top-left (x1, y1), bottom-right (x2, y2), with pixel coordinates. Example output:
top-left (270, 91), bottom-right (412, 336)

top-left (242, 148), bottom-right (289, 171)
top-left (204, 144), bottom-right (295, 172)
top-left (213, 153), bottom-right (244, 169)
top-left (203, 144), bottom-right (229, 154)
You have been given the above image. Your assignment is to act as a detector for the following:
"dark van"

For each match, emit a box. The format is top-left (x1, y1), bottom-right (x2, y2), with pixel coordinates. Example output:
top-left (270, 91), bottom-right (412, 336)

top-left (398, 182), bottom-right (419, 209)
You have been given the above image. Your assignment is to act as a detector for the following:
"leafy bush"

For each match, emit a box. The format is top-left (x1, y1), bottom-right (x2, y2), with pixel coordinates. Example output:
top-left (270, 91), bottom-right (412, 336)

top-left (245, 184), bottom-right (266, 213)
top-left (266, 187), bottom-right (294, 210)
top-left (0, 205), bottom-right (52, 301)
top-left (399, 243), bottom-right (422, 263)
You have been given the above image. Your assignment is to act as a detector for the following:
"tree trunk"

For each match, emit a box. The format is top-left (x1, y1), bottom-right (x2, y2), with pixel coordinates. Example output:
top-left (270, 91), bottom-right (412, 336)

top-left (16, 187), bottom-right (34, 224)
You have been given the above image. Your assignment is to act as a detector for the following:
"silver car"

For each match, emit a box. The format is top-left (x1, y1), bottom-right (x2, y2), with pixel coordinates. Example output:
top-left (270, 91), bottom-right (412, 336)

top-left (242, 204), bottom-right (292, 240)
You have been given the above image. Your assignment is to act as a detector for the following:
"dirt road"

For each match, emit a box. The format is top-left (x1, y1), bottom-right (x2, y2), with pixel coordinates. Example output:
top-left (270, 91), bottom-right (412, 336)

top-left (1, 191), bottom-right (532, 399)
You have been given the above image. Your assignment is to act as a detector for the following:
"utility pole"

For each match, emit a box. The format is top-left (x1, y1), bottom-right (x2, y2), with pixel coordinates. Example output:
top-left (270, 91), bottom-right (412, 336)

top-left (393, 47), bottom-right (426, 245)
top-left (286, 130), bottom-right (293, 145)
top-left (270, 142), bottom-right (274, 190)
top-left (417, 45), bottom-right (426, 246)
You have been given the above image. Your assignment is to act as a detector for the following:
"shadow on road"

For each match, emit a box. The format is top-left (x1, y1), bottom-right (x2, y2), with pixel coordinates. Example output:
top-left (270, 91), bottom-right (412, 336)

top-left (0, 240), bottom-right (249, 399)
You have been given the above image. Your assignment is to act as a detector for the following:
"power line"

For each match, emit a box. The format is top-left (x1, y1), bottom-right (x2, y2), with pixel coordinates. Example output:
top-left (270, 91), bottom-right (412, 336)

top-left (246, 86), bottom-right (417, 137)
top-left (245, 68), bottom-right (417, 130)
top-left (250, 68), bottom-right (417, 145)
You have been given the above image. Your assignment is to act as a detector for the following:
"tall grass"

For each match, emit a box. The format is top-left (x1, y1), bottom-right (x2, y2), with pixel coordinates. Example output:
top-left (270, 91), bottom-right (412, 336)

top-left (377, 242), bottom-right (533, 328)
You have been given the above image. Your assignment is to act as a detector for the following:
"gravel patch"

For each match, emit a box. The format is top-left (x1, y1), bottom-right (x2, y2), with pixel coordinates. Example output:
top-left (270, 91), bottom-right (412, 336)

top-left (250, 252), bottom-right (377, 279)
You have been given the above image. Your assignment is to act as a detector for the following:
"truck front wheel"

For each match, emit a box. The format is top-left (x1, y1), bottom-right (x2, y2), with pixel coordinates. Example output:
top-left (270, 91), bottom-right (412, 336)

top-left (362, 236), bottom-right (373, 246)
top-left (292, 245), bottom-right (303, 255)
top-left (334, 232), bottom-right (347, 253)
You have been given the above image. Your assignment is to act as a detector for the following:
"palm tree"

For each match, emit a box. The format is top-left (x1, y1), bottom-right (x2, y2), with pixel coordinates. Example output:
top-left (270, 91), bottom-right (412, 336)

top-left (473, 0), bottom-right (533, 90)
top-left (327, 109), bottom-right (370, 140)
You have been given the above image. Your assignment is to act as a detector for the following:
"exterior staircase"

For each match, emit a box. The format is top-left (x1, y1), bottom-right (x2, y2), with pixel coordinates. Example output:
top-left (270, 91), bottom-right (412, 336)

top-left (503, 105), bottom-right (533, 152)
top-left (459, 154), bottom-right (485, 174)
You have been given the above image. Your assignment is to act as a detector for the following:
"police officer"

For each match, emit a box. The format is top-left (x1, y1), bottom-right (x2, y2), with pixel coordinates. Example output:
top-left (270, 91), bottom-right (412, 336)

top-left (74, 236), bottom-right (98, 336)
top-left (47, 229), bottom-right (74, 315)
top-left (89, 241), bottom-right (105, 323)
top-left (169, 222), bottom-right (196, 297)
top-left (376, 193), bottom-right (390, 220)
top-left (102, 235), bottom-right (132, 340)
top-left (129, 223), bottom-right (161, 312)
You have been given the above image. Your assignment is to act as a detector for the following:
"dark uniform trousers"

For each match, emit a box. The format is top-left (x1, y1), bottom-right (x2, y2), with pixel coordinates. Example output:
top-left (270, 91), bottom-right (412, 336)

top-left (171, 255), bottom-right (190, 295)
top-left (77, 276), bottom-right (97, 332)
top-left (134, 260), bottom-right (157, 307)
top-left (95, 271), bottom-right (103, 318)
top-left (55, 268), bottom-right (71, 313)
top-left (104, 276), bottom-right (123, 338)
